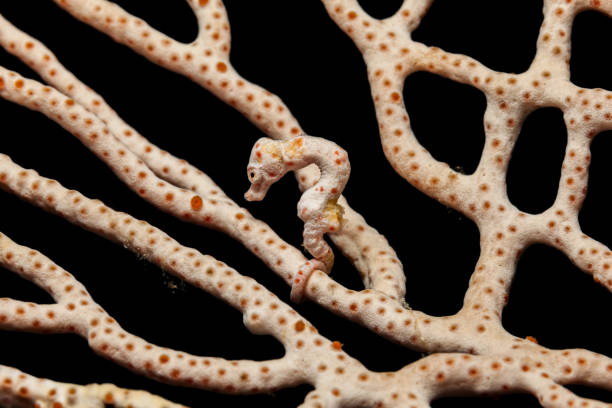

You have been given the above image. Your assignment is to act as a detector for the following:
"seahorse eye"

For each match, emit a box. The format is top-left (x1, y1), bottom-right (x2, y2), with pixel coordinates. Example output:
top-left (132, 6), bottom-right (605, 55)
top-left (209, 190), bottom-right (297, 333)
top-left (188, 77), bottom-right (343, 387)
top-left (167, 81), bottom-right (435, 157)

top-left (249, 171), bottom-right (256, 181)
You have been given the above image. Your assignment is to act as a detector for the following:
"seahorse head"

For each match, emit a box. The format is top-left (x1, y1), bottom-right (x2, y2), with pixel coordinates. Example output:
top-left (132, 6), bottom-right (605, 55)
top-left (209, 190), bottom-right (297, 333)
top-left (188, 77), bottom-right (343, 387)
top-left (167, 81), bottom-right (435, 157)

top-left (244, 137), bottom-right (287, 201)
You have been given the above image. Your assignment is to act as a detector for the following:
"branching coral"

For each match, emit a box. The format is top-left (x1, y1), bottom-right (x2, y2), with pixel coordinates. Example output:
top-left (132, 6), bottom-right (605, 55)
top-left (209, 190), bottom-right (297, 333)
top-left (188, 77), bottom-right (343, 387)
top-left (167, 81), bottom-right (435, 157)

top-left (1, 0), bottom-right (612, 407)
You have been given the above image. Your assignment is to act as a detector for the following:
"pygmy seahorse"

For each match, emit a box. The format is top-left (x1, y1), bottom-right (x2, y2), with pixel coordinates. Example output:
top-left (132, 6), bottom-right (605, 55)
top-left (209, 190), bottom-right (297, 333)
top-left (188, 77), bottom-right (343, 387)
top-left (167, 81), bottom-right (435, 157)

top-left (244, 134), bottom-right (350, 302)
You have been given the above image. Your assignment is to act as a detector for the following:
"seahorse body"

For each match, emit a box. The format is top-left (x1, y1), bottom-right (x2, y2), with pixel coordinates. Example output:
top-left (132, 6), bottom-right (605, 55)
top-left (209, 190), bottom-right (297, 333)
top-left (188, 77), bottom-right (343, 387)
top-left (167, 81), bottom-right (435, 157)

top-left (244, 135), bottom-right (350, 301)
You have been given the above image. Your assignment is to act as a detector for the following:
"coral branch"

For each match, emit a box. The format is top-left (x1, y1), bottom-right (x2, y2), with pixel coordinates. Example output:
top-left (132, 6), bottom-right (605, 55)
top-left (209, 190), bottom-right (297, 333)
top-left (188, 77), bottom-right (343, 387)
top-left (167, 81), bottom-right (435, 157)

top-left (0, 364), bottom-right (188, 408)
top-left (327, 196), bottom-right (406, 301)
top-left (545, 225), bottom-right (612, 292)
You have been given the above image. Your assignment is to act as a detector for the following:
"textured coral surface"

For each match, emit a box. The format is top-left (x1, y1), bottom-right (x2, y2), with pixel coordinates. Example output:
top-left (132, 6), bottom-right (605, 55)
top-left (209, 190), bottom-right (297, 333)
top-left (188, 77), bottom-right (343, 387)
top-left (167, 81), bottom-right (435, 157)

top-left (1, 1), bottom-right (612, 407)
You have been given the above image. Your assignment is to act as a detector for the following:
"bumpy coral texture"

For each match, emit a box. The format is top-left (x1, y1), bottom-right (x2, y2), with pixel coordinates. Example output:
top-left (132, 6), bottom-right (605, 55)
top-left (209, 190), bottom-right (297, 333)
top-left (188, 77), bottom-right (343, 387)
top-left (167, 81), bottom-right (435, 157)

top-left (0, 0), bottom-right (612, 407)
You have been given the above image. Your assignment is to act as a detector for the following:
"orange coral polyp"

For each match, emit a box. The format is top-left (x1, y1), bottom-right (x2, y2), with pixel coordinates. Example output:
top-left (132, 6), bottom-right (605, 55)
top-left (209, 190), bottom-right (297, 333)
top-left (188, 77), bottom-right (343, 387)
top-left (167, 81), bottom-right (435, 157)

top-left (190, 195), bottom-right (203, 211)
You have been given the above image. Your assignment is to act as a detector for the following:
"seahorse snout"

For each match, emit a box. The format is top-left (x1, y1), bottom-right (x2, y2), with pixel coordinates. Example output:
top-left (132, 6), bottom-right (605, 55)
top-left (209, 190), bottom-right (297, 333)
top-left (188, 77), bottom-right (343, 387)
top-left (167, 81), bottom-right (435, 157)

top-left (245, 181), bottom-right (270, 202)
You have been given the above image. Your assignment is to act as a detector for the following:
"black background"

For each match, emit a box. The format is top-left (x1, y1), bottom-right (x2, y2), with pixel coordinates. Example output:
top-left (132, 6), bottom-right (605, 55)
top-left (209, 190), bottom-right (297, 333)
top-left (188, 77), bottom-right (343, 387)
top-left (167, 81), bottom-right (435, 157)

top-left (1, 1), bottom-right (612, 406)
